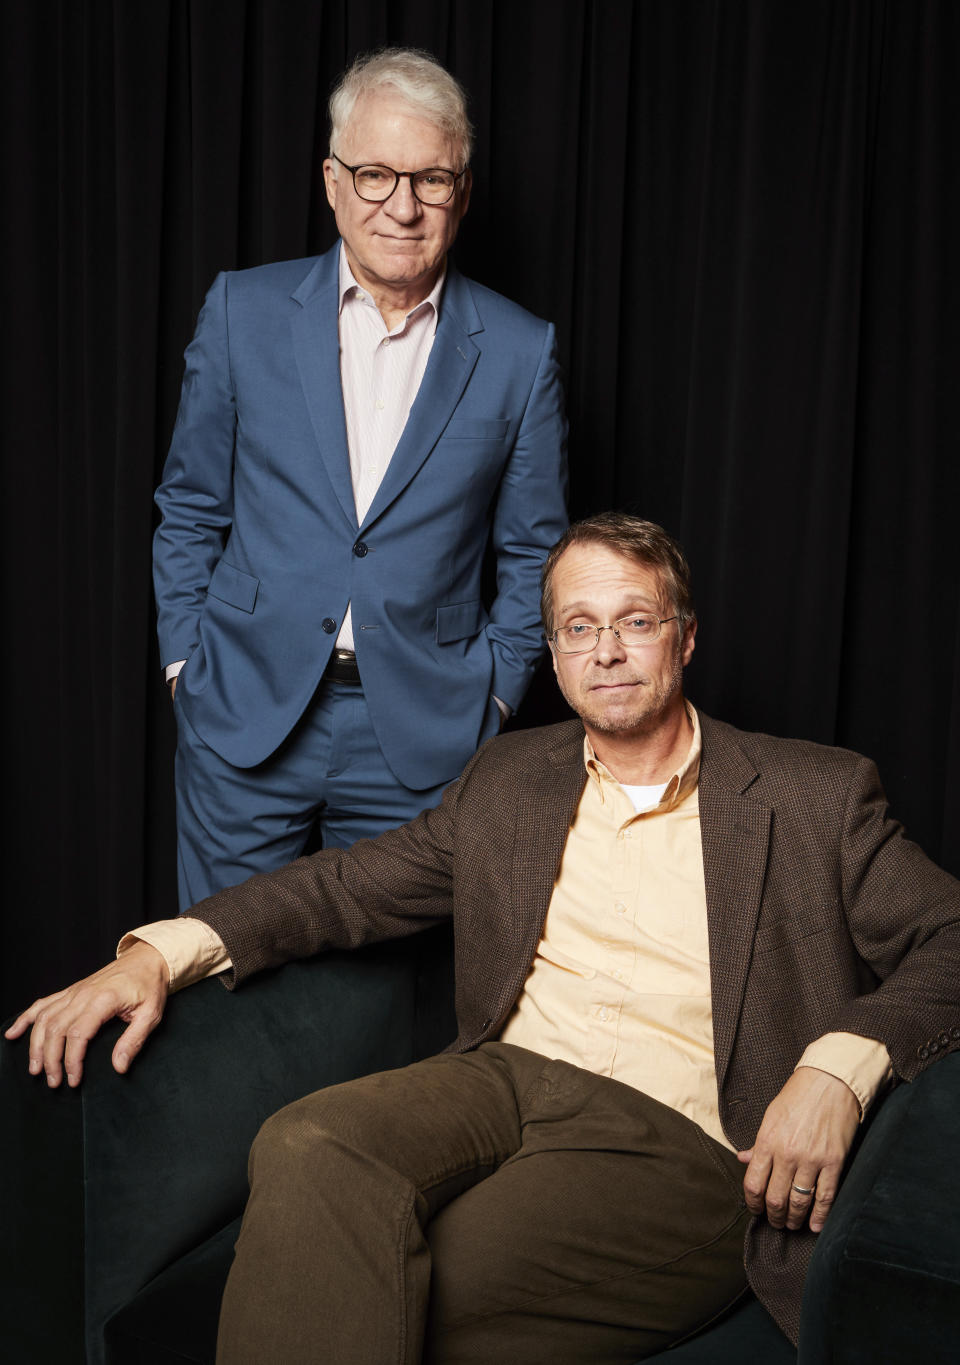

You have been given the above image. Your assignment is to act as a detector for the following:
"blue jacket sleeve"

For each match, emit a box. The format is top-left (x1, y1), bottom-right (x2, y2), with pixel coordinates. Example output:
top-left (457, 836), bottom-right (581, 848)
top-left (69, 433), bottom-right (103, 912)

top-left (485, 323), bottom-right (568, 710)
top-left (153, 273), bottom-right (236, 670)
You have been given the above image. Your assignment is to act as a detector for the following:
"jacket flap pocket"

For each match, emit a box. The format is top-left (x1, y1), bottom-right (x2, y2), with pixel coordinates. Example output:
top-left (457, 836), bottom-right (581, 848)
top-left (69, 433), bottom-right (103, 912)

top-left (442, 418), bottom-right (509, 440)
top-left (436, 599), bottom-right (483, 644)
top-left (208, 560), bottom-right (259, 614)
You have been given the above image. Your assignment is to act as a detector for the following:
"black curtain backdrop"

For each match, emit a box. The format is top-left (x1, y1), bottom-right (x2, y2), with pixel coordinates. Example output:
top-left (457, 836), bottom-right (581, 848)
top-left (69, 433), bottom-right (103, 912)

top-left (2, 0), bottom-right (958, 1017)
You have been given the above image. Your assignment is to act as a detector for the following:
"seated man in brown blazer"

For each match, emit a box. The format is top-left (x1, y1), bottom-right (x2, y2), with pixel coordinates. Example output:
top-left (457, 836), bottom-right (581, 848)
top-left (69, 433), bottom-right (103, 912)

top-left (9, 513), bottom-right (960, 1365)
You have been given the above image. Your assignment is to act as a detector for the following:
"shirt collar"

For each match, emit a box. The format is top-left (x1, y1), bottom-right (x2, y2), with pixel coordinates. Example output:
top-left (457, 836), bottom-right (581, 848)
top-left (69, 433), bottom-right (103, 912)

top-left (337, 243), bottom-right (445, 333)
top-left (583, 703), bottom-right (702, 811)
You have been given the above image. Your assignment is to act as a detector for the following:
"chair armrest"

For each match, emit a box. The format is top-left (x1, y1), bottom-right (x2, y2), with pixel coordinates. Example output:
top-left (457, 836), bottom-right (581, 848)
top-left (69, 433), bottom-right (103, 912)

top-left (799, 1051), bottom-right (960, 1363)
top-left (1, 932), bottom-right (454, 1365)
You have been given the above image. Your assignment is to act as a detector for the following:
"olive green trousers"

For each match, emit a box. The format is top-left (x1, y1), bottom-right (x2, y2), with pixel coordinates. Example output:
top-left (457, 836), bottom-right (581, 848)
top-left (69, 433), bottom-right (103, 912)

top-left (217, 1043), bottom-right (748, 1364)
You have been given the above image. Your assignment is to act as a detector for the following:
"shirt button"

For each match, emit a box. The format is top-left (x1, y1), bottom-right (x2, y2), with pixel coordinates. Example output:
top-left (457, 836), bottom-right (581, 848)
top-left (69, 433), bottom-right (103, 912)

top-left (321, 618), bottom-right (336, 634)
top-left (613, 970), bottom-right (623, 981)
top-left (598, 1008), bottom-right (609, 1022)
top-left (375, 399), bottom-right (385, 410)
top-left (382, 337), bottom-right (391, 346)
top-left (615, 902), bottom-right (626, 914)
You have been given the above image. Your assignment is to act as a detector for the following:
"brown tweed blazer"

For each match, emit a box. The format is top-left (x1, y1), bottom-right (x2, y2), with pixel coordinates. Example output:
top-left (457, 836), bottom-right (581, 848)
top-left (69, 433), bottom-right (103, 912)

top-left (194, 710), bottom-right (960, 1343)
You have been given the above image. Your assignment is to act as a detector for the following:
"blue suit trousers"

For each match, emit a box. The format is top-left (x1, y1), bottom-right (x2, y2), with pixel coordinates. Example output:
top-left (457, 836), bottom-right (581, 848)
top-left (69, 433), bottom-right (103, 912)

top-left (173, 681), bottom-right (463, 909)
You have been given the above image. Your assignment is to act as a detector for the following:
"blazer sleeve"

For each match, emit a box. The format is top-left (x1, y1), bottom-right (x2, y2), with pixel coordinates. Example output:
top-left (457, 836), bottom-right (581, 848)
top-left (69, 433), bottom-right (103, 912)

top-left (830, 754), bottom-right (960, 1081)
top-left (484, 323), bottom-right (568, 711)
top-left (153, 272), bottom-right (237, 670)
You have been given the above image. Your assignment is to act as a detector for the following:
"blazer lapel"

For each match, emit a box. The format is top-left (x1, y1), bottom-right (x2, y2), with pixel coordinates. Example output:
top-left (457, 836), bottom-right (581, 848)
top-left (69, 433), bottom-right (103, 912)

top-left (698, 714), bottom-right (772, 1092)
top-left (508, 727), bottom-right (588, 974)
top-left (289, 249), bottom-right (358, 531)
top-left (360, 267), bottom-right (482, 531)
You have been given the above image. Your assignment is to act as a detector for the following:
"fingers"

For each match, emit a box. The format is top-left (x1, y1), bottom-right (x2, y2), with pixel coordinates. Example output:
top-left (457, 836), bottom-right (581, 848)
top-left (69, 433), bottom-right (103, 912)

top-left (5, 990), bottom-right (75, 1084)
top-left (4, 990), bottom-right (68, 1043)
top-left (112, 1007), bottom-right (164, 1075)
top-left (782, 1170), bottom-right (820, 1231)
top-left (741, 1068), bottom-right (860, 1232)
top-left (809, 1176), bottom-right (838, 1233)
top-left (741, 1150), bottom-right (773, 1219)
top-left (745, 1162), bottom-right (839, 1231)
top-left (5, 945), bottom-right (169, 1088)
top-left (743, 1152), bottom-right (818, 1229)
top-left (45, 1008), bottom-right (94, 1088)
top-left (30, 989), bottom-right (121, 1088)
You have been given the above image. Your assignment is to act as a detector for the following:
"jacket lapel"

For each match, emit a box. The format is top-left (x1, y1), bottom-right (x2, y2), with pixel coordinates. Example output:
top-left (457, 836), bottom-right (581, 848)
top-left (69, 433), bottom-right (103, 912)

top-left (289, 248), bottom-right (358, 530)
top-left (360, 267), bottom-right (482, 531)
top-left (697, 714), bottom-right (772, 1092)
top-left (508, 726), bottom-right (588, 974)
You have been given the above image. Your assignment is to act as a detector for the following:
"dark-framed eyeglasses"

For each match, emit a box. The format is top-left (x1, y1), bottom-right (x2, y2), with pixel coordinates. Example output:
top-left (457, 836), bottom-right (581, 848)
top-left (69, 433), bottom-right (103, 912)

top-left (548, 613), bottom-right (680, 655)
top-left (332, 153), bottom-right (467, 206)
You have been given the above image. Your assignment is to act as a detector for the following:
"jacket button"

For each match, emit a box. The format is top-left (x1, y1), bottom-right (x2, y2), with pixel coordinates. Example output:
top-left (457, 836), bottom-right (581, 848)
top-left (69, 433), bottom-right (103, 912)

top-left (480, 1017), bottom-right (492, 1031)
top-left (939, 1032), bottom-right (950, 1047)
top-left (929, 1041), bottom-right (940, 1054)
top-left (951, 1028), bottom-right (960, 1040)
top-left (918, 1046), bottom-right (930, 1059)
top-left (321, 618), bottom-right (336, 633)
top-left (353, 541), bottom-right (368, 558)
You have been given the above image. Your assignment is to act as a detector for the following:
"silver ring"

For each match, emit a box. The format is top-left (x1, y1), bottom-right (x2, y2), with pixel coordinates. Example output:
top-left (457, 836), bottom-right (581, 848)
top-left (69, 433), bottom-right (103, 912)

top-left (791, 1183), bottom-right (815, 1197)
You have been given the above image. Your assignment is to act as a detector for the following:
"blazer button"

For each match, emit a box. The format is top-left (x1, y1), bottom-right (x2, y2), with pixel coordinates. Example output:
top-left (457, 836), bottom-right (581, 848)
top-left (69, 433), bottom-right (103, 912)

top-left (353, 541), bottom-right (368, 558)
top-left (321, 618), bottom-right (336, 633)
top-left (929, 1041), bottom-right (940, 1054)
top-left (939, 1032), bottom-right (950, 1047)
top-left (918, 1046), bottom-right (930, 1059)
top-left (480, 1017), bottom-right (492, 1031)
top-left (951, 1027), bottom-right (960, 1040)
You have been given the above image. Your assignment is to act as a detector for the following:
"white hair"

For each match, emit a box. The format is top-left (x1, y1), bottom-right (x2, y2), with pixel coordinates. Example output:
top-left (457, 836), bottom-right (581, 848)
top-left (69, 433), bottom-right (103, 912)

top-left (328, 47), bottom-right (473, 169)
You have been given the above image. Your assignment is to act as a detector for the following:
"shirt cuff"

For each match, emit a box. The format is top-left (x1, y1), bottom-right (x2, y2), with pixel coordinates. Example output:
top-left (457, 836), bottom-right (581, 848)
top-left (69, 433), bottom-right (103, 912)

top-left (118, 918), bottom-right (232, 992)
top-left (493, 694), bottom-right (511, 721)
top-left (164, 660), bottom-right (186, 683)
top-left (795, 1032), bottom-right (894, 1120)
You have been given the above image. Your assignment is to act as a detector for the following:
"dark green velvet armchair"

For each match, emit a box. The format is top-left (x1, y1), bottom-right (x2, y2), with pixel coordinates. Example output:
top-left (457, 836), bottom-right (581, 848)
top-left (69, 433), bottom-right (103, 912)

top-left (3, 928), bottom-right (959, 1364)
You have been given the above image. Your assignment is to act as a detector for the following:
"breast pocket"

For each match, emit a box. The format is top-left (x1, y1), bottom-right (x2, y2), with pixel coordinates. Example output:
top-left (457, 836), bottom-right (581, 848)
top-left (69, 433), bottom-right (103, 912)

top-left (441, 418), bottom-right (510, 441)
top-left (751, 905), bottom-right (843, 958)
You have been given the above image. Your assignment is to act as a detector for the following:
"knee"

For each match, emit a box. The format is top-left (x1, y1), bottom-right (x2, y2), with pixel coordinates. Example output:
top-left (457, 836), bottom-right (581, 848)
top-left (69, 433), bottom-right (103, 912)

top-left (248, 1084), bottom-right (395, 1187)
top-left (248, 1093), bottom-right (342, 1187)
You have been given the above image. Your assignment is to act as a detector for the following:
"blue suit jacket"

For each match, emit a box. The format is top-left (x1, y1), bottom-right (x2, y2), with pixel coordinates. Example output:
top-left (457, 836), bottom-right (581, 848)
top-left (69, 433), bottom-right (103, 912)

top-left (153, 245), bottom-right (568, 787)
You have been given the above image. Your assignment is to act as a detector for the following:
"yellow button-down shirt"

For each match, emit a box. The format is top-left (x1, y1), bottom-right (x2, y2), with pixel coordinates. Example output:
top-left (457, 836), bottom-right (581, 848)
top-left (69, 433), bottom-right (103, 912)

top-left (500, 710), bottom-right (730, 1139)
top-left (499, 710), bottom-right (890, 1149)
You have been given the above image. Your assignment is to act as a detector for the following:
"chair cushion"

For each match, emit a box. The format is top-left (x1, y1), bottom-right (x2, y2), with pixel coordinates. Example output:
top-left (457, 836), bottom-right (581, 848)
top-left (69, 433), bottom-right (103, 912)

top-left (641, 1293), bottom-right (795, 1363)
top-left (799, 1053), bottom-right (960, 1365)
top-left (105, 1219), bottom-right (240, 1365)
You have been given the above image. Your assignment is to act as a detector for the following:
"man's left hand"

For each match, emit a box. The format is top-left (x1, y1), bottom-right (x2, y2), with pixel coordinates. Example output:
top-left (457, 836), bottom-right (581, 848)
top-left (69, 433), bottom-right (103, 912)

top-left (738, 1066), bottom-right (860, 1233)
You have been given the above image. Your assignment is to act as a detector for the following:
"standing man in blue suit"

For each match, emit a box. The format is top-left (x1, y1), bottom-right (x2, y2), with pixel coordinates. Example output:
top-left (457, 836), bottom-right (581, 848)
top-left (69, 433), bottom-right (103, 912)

top-left (154, 48), bottom-right (568, 909)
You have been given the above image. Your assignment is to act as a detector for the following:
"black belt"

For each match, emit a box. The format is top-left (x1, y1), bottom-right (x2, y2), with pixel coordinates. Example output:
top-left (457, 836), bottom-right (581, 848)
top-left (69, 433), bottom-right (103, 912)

top-left (323, 649), bottom-right (362, 685)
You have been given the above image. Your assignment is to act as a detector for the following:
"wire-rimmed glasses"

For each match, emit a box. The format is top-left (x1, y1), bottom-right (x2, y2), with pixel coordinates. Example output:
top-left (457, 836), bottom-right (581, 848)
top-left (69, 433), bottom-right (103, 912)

top-left (549, 613), bottom-right (679, 655)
